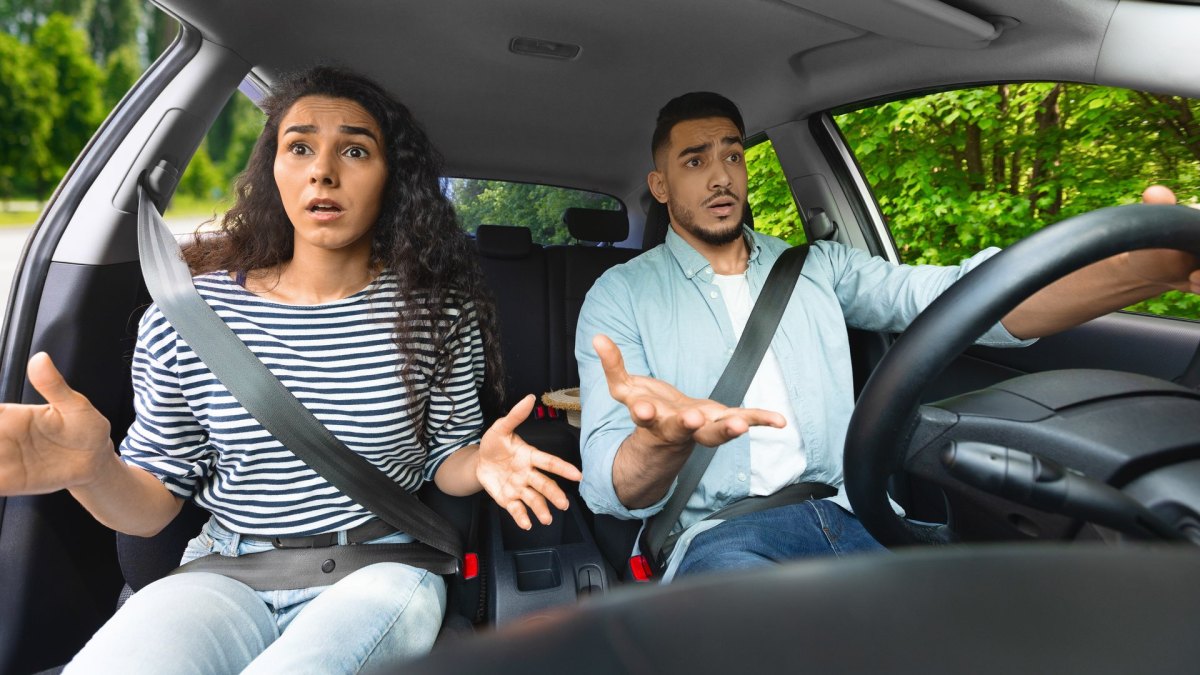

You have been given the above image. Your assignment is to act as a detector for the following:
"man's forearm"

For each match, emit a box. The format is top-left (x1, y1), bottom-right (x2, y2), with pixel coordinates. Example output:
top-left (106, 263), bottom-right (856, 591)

top-left (1002, 252), bottom-right (1170, 340)
top-left (611, 430), bottom-right (692, 509)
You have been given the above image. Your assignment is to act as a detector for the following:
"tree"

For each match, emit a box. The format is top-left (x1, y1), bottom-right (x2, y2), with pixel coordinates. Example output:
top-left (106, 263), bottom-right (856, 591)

top-left (32, 13), bottom-right (105, 196)
top-left (836, 83), bottom-right (1200, 318)
top-left (746, 142), bottom-right (804, 245)
top-left (177, 141), bottom-right (223, 199)
top-left (0, 30), bottom-right (56, 204)
top-left (86, 0), bottom-right (139, 63)
top-left (102, 42), bottom-right (139, 108)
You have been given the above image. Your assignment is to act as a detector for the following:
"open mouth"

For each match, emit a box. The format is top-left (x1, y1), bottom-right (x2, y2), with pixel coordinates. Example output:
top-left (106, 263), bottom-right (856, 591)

top-left (306, 199), bottom-right (345, 218)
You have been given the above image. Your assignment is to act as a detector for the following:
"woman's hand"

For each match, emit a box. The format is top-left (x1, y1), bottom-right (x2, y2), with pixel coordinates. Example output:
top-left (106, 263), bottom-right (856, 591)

top-left (477, 394), bottom-right (583, 530)
top-left (0, 352), bottom-right (113, 495)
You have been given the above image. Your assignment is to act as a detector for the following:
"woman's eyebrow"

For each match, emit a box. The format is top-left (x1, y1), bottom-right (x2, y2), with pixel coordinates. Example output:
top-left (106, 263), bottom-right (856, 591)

top-left (281, 124), bottom-right (380, 144)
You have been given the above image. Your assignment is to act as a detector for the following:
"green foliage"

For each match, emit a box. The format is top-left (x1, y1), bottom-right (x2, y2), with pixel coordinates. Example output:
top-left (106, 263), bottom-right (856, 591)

top-left (746, 142), bottom-right (806, 245)
top-left (837, 84), bottom-right (1200, 320)
top-left (0, 30), bottom-right (55, 200)
top-left (214, 94), bottom-right (265, 181)
top-left (177, 141), bottom-right (223, 199)
top-left (102, 42), bottom-right (139, 108)
top-left (33, 13), bottom-right (105, 193)
top-left (449, 179), bottom-right (621, 245)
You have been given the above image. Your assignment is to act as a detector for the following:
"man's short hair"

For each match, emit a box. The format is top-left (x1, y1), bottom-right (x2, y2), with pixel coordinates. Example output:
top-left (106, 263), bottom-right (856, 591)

top-left (651, 92), bottom-right (746, 162)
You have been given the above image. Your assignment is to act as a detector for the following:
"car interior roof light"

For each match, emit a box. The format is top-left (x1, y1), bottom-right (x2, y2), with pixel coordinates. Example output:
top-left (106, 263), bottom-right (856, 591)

top-left (509, 36), bottom-right (581, 60)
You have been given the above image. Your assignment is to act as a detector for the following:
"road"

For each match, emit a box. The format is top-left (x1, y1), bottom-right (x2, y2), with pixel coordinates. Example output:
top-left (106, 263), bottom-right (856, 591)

top-left (1, 215), bottom-right (211, 315)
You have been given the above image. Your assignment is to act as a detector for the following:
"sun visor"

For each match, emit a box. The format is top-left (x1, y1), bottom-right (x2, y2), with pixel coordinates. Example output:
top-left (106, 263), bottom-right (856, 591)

top-left (781, 0), bottom-right (1005, 49)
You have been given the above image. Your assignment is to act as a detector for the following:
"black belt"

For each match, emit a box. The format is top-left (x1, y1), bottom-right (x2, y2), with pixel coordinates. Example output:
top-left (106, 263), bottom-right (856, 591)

top-left (241, 518), bottom-right (399, 549)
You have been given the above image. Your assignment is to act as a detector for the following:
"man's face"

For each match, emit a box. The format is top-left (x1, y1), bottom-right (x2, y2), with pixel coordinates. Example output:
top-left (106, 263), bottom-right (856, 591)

top-left (649, 117), bottom-right (746, 247)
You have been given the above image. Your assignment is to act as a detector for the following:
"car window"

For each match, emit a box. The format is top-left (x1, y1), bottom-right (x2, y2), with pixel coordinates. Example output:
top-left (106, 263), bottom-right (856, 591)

top-left (166, 90), bottom-right (263, 233)
top-left (834, 83), bottom-right (1200, 320)
top-left (444, 178), bottom-right (622, 245)
top-left (747, 139), bottom-right (807, 246)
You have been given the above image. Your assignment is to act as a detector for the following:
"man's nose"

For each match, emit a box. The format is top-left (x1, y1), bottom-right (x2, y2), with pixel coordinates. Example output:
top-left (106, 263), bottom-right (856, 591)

top-left (709, 161), bottom-right (733, 190)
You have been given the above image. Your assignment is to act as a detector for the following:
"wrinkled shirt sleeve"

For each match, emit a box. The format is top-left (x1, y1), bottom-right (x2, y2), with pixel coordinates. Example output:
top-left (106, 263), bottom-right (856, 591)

top-left (814, 241), bottom-right (1034, 347)
top-left (576, 270), bottom-right (673, 521)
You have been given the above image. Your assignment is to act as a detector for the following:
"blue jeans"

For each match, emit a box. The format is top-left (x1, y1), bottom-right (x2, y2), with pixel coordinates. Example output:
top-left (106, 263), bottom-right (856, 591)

top-left (65, 518), bottom-right (446, 675)
top-left (674, 499), bottom-right (887, 578)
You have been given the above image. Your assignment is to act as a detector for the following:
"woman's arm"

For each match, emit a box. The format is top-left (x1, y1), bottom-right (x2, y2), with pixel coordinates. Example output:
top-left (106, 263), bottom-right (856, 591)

top-left (0, 353), bottom-right (183, 536)
top-left (434, 394), bottom-right (582, 530)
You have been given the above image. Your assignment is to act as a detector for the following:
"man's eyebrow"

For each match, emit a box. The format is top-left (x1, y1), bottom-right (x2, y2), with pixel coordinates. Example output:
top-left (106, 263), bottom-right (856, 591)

top-left (676, 135), bottom-right (743, 159)
top-left (280, 124), bottom-right (379, 144)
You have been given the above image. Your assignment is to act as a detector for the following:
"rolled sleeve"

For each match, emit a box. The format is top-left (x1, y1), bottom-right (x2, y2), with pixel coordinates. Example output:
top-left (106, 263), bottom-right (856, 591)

top-left (119, 307), bottom-right (214, 499)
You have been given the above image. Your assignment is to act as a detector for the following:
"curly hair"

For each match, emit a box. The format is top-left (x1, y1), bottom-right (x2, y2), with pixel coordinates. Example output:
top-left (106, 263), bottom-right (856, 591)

top-left (185, 66), bottom-right (505, 419)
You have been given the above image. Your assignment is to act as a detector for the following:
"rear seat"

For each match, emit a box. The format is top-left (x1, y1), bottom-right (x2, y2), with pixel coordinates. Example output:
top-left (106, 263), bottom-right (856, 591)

top-left (474, 209), bottom-right (638, 467)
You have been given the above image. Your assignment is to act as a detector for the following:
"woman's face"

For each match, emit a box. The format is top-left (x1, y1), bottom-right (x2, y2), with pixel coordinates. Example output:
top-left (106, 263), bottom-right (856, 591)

top-left (273, 95), bottom-right (388, 259)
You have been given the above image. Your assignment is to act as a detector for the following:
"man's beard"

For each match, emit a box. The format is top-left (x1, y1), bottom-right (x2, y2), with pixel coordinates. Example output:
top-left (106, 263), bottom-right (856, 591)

top-left (669, 194), bottom-right (745, 246)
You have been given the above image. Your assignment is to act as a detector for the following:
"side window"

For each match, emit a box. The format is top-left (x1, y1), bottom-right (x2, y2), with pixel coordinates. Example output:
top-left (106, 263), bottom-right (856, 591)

top-left (167, 90), bottom-right (263, 229)
top-left (444, 178), bottom-right (622, 245)
top-left (834, 84), bottom-right (1200, 320)
top-left (746, 140), bottom-right (806, 246)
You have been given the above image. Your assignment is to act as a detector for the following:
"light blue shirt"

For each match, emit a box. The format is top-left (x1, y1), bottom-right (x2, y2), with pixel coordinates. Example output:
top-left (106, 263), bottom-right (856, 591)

top-left (576, 226), bottom-right (1029, 540)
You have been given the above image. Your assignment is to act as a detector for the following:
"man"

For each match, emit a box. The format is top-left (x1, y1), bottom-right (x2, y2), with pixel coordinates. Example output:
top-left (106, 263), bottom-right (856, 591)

top-left (575, 92), bottom-right (1198, 581)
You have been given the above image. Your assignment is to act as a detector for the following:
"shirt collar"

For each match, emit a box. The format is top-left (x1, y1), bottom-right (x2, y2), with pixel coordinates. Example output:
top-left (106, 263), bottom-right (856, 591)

top-left (664, 224), bottom-right (763, 279)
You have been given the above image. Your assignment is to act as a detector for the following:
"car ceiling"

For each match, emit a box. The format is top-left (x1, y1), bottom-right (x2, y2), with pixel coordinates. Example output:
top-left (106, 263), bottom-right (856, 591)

top-left (156, 0), bottom-right (1171, 203)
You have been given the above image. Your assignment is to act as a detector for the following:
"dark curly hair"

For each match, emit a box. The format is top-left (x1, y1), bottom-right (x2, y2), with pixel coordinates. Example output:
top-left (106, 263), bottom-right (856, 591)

top-left (185, 66), bottom-right (505, 420)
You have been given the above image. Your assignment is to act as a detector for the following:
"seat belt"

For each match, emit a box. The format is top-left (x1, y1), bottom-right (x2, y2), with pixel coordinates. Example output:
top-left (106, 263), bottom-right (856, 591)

top-left (638, 243), bottom-right (827, 574)
top-left (135, 177), bottom-right (461, 577)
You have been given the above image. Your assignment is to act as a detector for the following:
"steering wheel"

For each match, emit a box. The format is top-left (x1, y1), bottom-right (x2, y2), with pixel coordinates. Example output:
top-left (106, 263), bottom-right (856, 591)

top-left (844, 203), bottom-right (1200, 547)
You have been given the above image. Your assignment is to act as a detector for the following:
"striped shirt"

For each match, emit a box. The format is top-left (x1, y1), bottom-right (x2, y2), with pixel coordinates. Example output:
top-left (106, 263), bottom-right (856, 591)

top-left (119, 271), bottom-right (486, 536)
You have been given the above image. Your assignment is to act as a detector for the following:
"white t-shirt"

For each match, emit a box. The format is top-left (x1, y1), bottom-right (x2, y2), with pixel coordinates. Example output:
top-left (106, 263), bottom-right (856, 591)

top-left (711, 272), bottom-right (805, 496)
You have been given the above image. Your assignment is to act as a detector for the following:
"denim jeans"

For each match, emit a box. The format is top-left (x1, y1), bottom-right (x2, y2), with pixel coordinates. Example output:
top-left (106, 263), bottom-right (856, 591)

top-left (65, 518), bottom-right (446, 675)
top-left (674, 499), bottom-right (887, 578)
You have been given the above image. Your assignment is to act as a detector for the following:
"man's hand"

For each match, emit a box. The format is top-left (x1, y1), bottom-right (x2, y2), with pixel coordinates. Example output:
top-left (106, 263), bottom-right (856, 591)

top-left (594, 334), bottom-right (786, 509)
top-left (1126, 185), bottom-right (1200, 294)
top-left (0, 352), bottom-right (113, 496)
top-left (477, 394), bottom-right (583, 530)
top-left (594, 334), bottom-right (784, 452)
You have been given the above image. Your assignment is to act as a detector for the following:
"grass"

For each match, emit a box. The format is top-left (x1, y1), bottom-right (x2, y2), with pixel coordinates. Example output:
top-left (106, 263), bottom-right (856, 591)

top-left (0, 195), bottom-right (230, 228)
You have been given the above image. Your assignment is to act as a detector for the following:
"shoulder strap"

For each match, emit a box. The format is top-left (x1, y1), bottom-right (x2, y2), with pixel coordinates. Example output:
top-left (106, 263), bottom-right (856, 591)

top-left (136, 182), bottom-right (462, 563)
top-left (641, 243), bottom-right (811, 566)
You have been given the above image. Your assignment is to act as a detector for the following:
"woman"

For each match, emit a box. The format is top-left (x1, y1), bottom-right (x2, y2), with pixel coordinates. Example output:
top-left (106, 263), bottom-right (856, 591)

top-left (0, 67), bottom-right (580, 673)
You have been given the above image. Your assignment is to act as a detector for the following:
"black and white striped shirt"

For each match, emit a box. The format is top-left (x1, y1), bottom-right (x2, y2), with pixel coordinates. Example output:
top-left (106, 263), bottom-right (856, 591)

top-left (120, 271), bottom-right (486, 536)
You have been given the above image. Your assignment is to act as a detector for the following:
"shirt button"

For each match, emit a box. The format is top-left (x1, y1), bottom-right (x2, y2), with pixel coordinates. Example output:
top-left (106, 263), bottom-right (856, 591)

top-left (709, 291), bottom-right (718, 299)
top-left (737, 472), bottom-right (747, 482)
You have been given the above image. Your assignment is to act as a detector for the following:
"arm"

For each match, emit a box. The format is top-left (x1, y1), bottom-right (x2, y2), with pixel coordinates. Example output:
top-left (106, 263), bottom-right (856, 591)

top-left (594, 335), bottom-right (785, 509)
top-left (0, 353), bottom-right (182, 536)
top-left (433, 394), bottom-right (582, 530)
top-left (1002, 187), bottom-right (1199, 339)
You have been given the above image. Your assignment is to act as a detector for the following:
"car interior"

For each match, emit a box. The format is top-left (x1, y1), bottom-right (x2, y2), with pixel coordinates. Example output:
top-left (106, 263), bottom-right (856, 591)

top-left (3, 0), bottom-right (1200, 673)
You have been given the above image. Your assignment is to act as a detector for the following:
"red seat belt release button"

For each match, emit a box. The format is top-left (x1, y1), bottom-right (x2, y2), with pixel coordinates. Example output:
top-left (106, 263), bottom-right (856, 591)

top-left (462, 552), bottom-right (479, 580)
top-left (629, 554), bottom-right (653, 582)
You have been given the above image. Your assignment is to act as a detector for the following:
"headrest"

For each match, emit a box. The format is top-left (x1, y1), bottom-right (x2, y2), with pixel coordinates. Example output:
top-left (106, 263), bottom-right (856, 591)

top-left (475, 224), bottom-right (534, 259)
top-left (562, 208), bottom-right (629, 244)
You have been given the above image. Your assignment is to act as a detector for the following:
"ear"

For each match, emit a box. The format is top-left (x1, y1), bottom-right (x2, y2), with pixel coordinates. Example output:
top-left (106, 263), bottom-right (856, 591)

top-left (647, 170), bottom-right (669, 204)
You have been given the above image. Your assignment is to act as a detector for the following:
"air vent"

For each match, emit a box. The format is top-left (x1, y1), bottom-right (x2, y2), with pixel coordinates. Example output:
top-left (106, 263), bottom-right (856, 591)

top-left (509, 36), bottom-right (581, 60)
